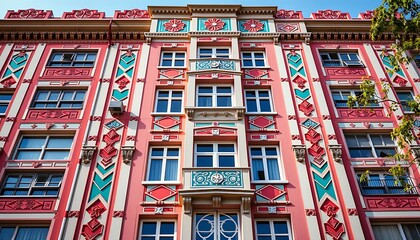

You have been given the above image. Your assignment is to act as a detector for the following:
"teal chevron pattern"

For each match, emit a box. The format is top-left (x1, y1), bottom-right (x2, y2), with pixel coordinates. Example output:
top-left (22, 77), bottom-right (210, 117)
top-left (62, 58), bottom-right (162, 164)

top-left (116, 52), bottom-right (136, 80)
top-left (2, 53), bottom-right (29, 80)
top-left (313, 171), bottom-right (337, 201)
top-left (294, 88), bottom-right (310, 100)
top-left (380, 53), bottom-right (406, 78)
top-left (112, 89), bottom-right (129, 101)
top-left (287, 53), bottom-right (306, 78)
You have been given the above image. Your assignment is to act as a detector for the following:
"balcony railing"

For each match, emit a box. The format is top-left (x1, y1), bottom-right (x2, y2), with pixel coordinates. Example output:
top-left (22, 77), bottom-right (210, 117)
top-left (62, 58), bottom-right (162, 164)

top-left (358, 178), bottom-right (418, 195)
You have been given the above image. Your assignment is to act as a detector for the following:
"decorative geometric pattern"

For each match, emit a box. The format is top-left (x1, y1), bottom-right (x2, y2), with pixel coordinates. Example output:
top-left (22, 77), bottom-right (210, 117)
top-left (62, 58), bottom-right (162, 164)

top-left (294, 89), bottom-right (311, 100)
top-left (287, 53), bottom-right (306, 78)
top-left (145, 185), bottom-right (177, 202)
top-left (191, 170), bottom-right (243, 187)
top-left (196, 60), bottom-right (235, 71)
top-left (379, 52), bottom-right (407, 85)
top-left (5, 9), bottom-right (53, 19)
top-left (198, 18), bottom-right (230, 31)
top-left (158, 19), bottom-right (188, 32)
top-left (114, 9), bottom-right (150, 19)
top-left (238, 19), bottom-right (268, 32)
top-left (153, 116), bottom-right (180, 131)
top-left (243, 69), bottom-right (269, 79)
top-left (255, 185), bottom-right (286, 202)
top-left (311, 10), bottom-right (350, 19)
top-left (301, 118), bottom-right (319, 129)
top-left (1, 53), bottom-right (29, 82)
top-left (81, 199), bottom-right (106, 240)
top-left (275, 9), bottom-right (303, 19)
top-left (276, 23), bottom-right (300, 32)
top-left (112, 89), bottom-right (129, 101)
top-left (159, 69), bottom-right (185, 79)
top-left (104, 119), bottom-right (124, 130)
top-left (248, 116), bottom-right (275, 130)
top-left (62, 9), bottom-right (105, 19)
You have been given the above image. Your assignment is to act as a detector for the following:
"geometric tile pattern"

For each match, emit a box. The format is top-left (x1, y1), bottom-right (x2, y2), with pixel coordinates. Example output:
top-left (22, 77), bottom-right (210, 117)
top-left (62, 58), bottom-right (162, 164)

top-left (379, 52), bottom-right (408, 86)
top-left (255, 184), bottom-right (286, 202)
top-left (1, 52), bottom-right (29, 87)
top-left (191, 170), bottom-right (243, 187)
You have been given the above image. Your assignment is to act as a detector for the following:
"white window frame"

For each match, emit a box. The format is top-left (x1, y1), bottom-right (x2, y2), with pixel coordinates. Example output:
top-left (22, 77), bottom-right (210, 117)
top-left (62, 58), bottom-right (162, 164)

top-left (372, 223), bottom-right (420, 240)
top-left (344, 133), bottom-right (397, 158)
top-left (154, 90), bottom-right (183, 113)
top-left (160, 51), bottom-right (186, 67)
top-left (138, 220), bottom-right (176, 240)
top-left (0, 172), bottom-right (63, 197)
top-left (198, 47), bottom-right (230, 59)
top-left (31, 89), bottom-right (86, 109)
top-left (13, 135), bottom-right (74, 160)
top-left (146, 147), bottom-right (180, 183)
top-left (320, 52), bottom-right (363, 67)
top-left (250, 146), bottom-right (283, 182)
top-left (48, 51), bottom-right (97, 67)
top-left (255, 219), bottom-right (293, 240)
top-left (414, 54), bottom-right (420, 68)
top-left (396, 90), bottom-right (415, 113)
top-left (244, 89), bottom-right (274, 113)
top-left (196, 85), bottom-right (233, 107)
top-left (0, 225), bottom-right (50, 240)
top-left (194, 143), bottom-right (236, 167)
top-left (330, 89), bottom-right (380, 108)
top-left (194, 212), bottom-right (240, 240)
top-left (0, 92), bottom-right (13, 115)
top-left (241, 51), bottom-right (266, 67)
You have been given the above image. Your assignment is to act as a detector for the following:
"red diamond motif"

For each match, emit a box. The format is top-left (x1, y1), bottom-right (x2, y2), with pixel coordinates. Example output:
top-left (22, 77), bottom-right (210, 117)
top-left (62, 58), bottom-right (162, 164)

top-left (305, 128), bottom-right (322, 144)
top-left (160, 69), bottom-right (184, 79)
top-left (255, 185), bottom-right (286, 201)
top-left (244, 69), bottom-right (268, 79)
top-left (249, 116), bottom-right (274, 129)
top-left (320, 198), bottom-right (339, 217)
top-left (103, 129), bottom-right (120, 145)
top-left (298, 100), bottom-right (314, 116)
top-left (308, 144), bottom-right (325, 159)
top-left (292, 76), bottom-right (307, 89)
top-left (145, 185), bottom-right (177, 201)
top-left (154, 116), bottom-right (180, 129)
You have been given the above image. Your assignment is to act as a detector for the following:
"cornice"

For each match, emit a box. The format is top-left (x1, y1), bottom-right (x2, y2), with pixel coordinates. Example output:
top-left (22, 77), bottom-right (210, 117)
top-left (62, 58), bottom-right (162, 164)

top-left (189, 31), bottom-right (241, 37)
top-left (148, 6), bottom-right (191, 16)
top-left (187, 4), bottom-right (241, 13)
top-left (238, 6), bottom-right (278, 16)
top-left (0, 31), bottom-right (146, 42)
top-left (144, 32), bottom-right (189, 39)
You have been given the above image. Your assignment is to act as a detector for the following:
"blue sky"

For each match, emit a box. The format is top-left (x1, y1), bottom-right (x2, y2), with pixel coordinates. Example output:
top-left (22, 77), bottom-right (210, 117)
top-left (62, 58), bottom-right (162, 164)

top-left (0, 0), bottom-right (382, 18)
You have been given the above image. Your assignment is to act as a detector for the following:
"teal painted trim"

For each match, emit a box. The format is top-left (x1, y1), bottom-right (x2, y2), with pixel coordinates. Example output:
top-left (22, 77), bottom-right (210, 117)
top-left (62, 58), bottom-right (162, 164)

top-left (89, 172), bottom-right (113, 202)
top-left (238, 20), bottom-right (269, 32)
top-left (97, 163), bottom-right (115, 175)
top-left (310, 162), bottom-right (329, 174)
top-left (116, 53), bottom-right (136, 79)
top-left (191, 170), bottom-right (243, 188)
top-left (112, 89), bottom-right (129, 101)
top-left (381, 54), bottom-right (406, 77)
top-left (313, 171), bottom-right (337, 200)
top-left (196, 60), bottom-right (235, 71)
top-left (157, 19), bottom-right (190, 32)
top-left (195, 122), bottom-right (236, 127)
top-left (287, 53), bottom-right (307, 77)
top-left (294, 88), bottom-right (311, 100)
top-left (198, 18), bottom-right (231, 31)
top-left (2, 53), bottom-right (28, 79)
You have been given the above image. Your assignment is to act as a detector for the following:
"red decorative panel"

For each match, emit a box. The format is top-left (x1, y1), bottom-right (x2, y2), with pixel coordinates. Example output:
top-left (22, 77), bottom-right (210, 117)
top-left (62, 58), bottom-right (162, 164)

top-left (5, 9), bottom-right (53, 19)
top-left (1, 78), bottom-right (16, 88)
top-left (204, 18), bottom-right (225, 31)
top-left (298, 100), bottom-right (314, 116)
top-left (250, 134), bottom-right (275, 140)
top-left (143, 207), bottom-right (174, 213)
top-left (152, 135), bottom-right (178, 141)
top-left (292, 76), bottom-right (307, 89)
top-left (158, 69), bottom-right (185, 80)
top-left (256, 206), bottom-right (286, 213)
top-left (359, 10), bottom-right (374, 19)
top-left (325, 67), bottom-right (366, 77)
top-left (0, 199), bottom-right (54, 211)
top-left (276, 23), bottom-right (300, 33)
top-left (243, 69), bottom-right (269, 79)
top-left (99, 129), bottom-right (120, 167)
top-left (82, 199), bottom-right (106, 240)
top-left (338, 109), bottom-right (384, 118)
top-left (27, 110), bottom-right (80, 119)
top-left (114, 9), bottom-right (150, 19)
top-left (305, 209), bottom-right (316, 216)
top-left (145, 185), bottom-right (177, 202)
top-left (194, 127), bottom-right (236, 136)
top-left (43, 68), bottom-right (92, 78)
top-left (393, 76), bottom-right (408, 87)
top-left (62, 9), bottom-right (105, 19)
top-left (248, 116), bottom-right (275, 129)
top-left (311, 10), bottom-right (350, 19)
top-left (305, 128), bottom-right (322, 144)
top-left (196, 73), bottom-right (233, 79)
top-left (308, 144), bottom-right (325, 160)
top-left (275, 9), bottom-right (303, 19)
top-left (197, 37), bottom-right (231, 42)
top-left (255, 185), bottom-right (286, 202)
top-left (153, 116), bottom-right (180, 129)
top-left (241, 43), bottom-right (263, 48)
top-left (365, 197), bottom-right (420, 210)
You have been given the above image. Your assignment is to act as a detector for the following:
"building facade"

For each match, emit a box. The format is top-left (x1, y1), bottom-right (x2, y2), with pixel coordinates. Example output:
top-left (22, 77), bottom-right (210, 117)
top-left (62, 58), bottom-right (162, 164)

top-left (0, 5), bottom-right (419, 240)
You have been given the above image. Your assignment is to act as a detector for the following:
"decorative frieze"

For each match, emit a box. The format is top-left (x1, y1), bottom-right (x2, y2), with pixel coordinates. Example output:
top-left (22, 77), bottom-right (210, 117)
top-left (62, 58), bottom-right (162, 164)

top-left (191, 170), bottom-right (243, 188)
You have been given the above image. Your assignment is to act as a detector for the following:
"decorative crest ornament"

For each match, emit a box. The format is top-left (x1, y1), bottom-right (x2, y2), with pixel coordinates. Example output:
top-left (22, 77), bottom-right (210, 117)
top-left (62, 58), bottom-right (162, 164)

top-left (275, 9), bottom-right (303, 19)
top-left (328, 145), bottom-right (342, 162)
top-left (81, 146), bottom-right (96, 164)
top-left (121, 146), bottom-right (135, 164)
top-left (242, 19), bottom-right (264, 32)
top-left (163, 19), bottom-right (186, 32)
top-left (204, 18), bottom-right (225, 31)
top-left (292, 144), bottom-right (306, 162)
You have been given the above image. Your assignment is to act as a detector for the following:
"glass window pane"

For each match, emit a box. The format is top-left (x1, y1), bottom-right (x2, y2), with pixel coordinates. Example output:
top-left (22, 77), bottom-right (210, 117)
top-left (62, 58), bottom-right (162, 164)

top-left (151, 148), bottom-right (164, 156)
top-left (258, 91), bottom-right (269, 97)
top-left (356, 135), bottom-right (370, 147)
top-left (216, 87), bottom-right (231, 93)
top-left (252, 159), bottom-right (264, 180)
top-left (174, 60), bottom-right (184, 66)
top-left (219, 156), bottom-right (234, 167)
top-left (162, 60), bottom-right (172, 66)
top-left (265, 148), bottom-right (277, 156)
top-left (164, 159), bottom-right (178, 181)
top-left (243, 60), bottom-right (253, 66)
top-left (43, 151), bottom-right (70, 160)
top-left (242, 53), bottom-right (252, 58)
top-left (0, 227), bottom-right (15, 240)
top-left (217, 96), bottom-right (231, 107)
top-left (16, 151), bottom-right (42, 160)
top-left (198, 96), bottom-right (212, 107)
top-left (19, 137), bottom-right (45, 148)
top-left (172, 91), bottom-right (182, 97)
top-left (218, 144), bottom-right (234, 152)
top-left (246, 91), bottom-right (256, 97)
top-left (163, 53), bottom-right (172, 58)
top-left (349, 149), bottom-right (373, 158)
top-left (160, 222), bottom-right (175, 234)
top-left (256, 221), bottom-right (270, 234)
top-left (149, 159), bottom-right (163, 181)
top-left (48, 92), bottom-right (60, 101)
top-left (0, 94), bottom-right (12, 101)
top-left (197, 144), bottom-right (212, 152)
top-left (49, 176), bottom-right (62, 186)
top-left (274, 221), bottom-right (288, 234)
top-left (167, 148), bottom-right (179, 157)
top-left (255, 60), bottom-right (265, 66)
top-left (246, 100), bottom-right (258, 112)
top-left (47, 137), bottom-right (73, 148)
top-left (156, 100), bottom-right (168, 112)
top-left (197, 156), bottom-right (213, 167)
top-left (141, 222), bottom-right (157, 235)
top-left (62, 92), bottom-right (73, 100)
top-left (175, 53), bottom-right (185, 58)
top-left (170, 100), bottom-right (181, 112)
top-left (159, 91), bottom-right (170, 98)
top-left (198, 87), bottom-right (213, 93)
top-left (0, 105), bottom-right (8, 114)
top-left (74, 92), bottom-right (86, 100)
top-left (260, 99), bottom-right (271, 112)
top-left (16, 227), bottom-right (49, 240)
top-left (251, 148), bottom-right (262, 156)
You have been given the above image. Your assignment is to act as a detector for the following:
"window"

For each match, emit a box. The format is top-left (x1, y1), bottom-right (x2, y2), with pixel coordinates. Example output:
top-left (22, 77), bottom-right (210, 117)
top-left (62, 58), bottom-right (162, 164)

top-left (195, 213), bottom-right (239, 240)
top-left (138, 221), bottom-right (175, 240)
top-left (345, 134), bottom-right (396, 158)
top-left (14, 136), bottom-right (74, 160)
top-left (155, 90), bottom-right (183, 113)
top-left (331, 89), bottom-right (379, 108)
top-left (0, 226), bottom-right (49, 240)
top-left (0, 93), bottom-right (13, 115)
top-left (396, 91), bottom-right (415, 112)
top-left (198, 48), bottom-right (230, 58)
top-left (195, 143), bottom-right (235, 167)
top-left (0, 173), bottom-right (63, 196)
top-left (372, 223), bottom-right (420, 240)
top-left (320, 52), bottom-right (363, 67)
top-left (414, 55), bottom-right (420, 68)
top-left (255, 219), bottom-right (292, 240)
top-left (147, 147), bottom-right (179, 182)
top-left (197, 86), bottom-right (232, 107)
top-left (160, 52), bottom-right (186, 67)
top-left (250, 147), bottom-right (281, 181)
top-left (357, 171), bottom-right (417, 195)
top-left (241, 52), bottom-right (266, 67)
top-left (48, 52), bottom-right (96, 67)
top-left (32, 90), bottom-right (86, 109)
top-left (245, 90), bottom-right (273, 113)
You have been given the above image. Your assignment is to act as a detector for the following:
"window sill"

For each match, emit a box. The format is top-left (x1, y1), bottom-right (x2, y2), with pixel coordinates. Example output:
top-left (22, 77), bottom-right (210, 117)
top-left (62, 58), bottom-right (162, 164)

top-left (157, 66), bottom-right (187, 69)
top-left (245, 112), bottom-right (278, 115)
top-left (45, 66), bottom-right (93, 68)
top-left (0, 195), bottom-right (58, 198)
top-left (28, 108), bottom-right (83, 110)
top-left (252, 180), bottom-right (289, 184)
top-left (241, 66), bottom-right (271, 69)
top-left (142, 181), bottom-right (181, 185)
top-left (151, 112), bottom-right (185, 116)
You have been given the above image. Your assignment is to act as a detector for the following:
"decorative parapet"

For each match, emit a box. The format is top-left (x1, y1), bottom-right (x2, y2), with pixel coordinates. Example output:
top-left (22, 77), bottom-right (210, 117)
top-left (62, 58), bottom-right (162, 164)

top-left (311, 10), bottom-right (351, 19)
top-left (114, 9), bottom-right (150, 19)
top-left (191, 170), bottom-right (243, 188)
top-left (62, 9), bottom-right (105, 19)
top-left (292, 144), bottom-right (306, 162)
top-left (5, 9), bottom-right (53, 19)
top-left (185, 107), bottom-right (245, 121)
top-left (359, 10), bottom-right (374, 19)
top-left (196, 60), bottom-right (235, 71)
top-left (80, 145), bottom-right (96, 164)
top-left (328, 145), bottom-right (342, 162)
top-left (121, 146), bottom-right (135, 164)
top-left (275, 9), bottom-right (303, 19)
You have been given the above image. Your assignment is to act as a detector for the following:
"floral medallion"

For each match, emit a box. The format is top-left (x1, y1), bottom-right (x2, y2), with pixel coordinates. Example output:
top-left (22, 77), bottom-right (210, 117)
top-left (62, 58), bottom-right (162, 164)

top-left (163, 19), bottom-right (186, 32)
top-left (242, 19), bottom-right (264, 32)
top-left (204, 18), bottom-right (225, 31)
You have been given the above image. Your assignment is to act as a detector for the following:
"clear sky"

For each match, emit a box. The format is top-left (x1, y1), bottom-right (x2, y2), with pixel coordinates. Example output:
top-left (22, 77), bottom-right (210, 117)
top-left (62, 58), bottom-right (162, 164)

top-left (0, 0), bottom-right (382, 18)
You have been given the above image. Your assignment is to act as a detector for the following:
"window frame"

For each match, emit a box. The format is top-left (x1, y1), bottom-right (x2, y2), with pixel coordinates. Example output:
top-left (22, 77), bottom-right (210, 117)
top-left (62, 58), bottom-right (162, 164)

top-left (0, 172), bottom-right (63, 197)
top-left (244, 89), bottom-right (274, 113)
top-left (47, 51), bottom-right (97, 67)
top-left (31, 89), bottom-right (86, 109)
top-left (255, 219), bottom-right (293, 240)
top-left (154, 90), bottom-right (184, 113)
top-left (198, 47), bottom-right (230, 59)
top-left (138, 220), bottom-right (176, 240)
top-left (414, 54), bottom-right (420, 68)
top-left (241, 51), bottom-right (266, 67)
top-left (145, 147), bottom-right (180, 183)
top-left (344, 133), bottom-right (397, 159)
top-left (194, 143), bottom-right (236, 167)
top-left (196, 85), bottom-right (233, 107)
top-left (249, 146), bottom-right (283, 182)
top-left (396, 90), bottom-right (415, 113)
top-left (356, 171), bottom-right (417, 195)
top-left (159, 51), bottom-right (186, 67)
top-left (330, 89), bottom-right (380, 108)
top-left (13, 135), bottom-right (74, 161)
top-left (320, 52), bottom-right (363, 67)
top-left (194, 212), bottom-right (240, 240)
top-left (0, 92), bottom-right (13, 115)
top-left (372, 222), bottom-right (420, 240)
top-left (0, 225), bottom-right (50, 240)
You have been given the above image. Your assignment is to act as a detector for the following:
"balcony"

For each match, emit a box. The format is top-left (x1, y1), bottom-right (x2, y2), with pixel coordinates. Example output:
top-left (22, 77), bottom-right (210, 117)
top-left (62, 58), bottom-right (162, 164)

top-left (195, 59), bottom-right (236, 71)
top-left (359, 178), bottom-right (418, 195)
